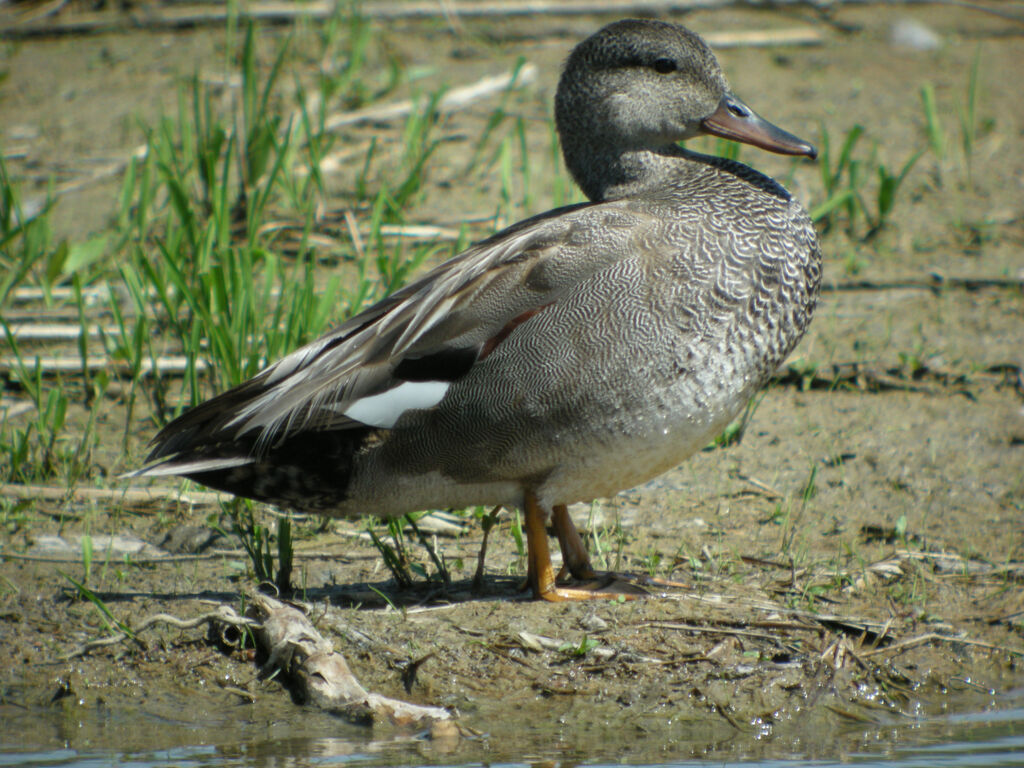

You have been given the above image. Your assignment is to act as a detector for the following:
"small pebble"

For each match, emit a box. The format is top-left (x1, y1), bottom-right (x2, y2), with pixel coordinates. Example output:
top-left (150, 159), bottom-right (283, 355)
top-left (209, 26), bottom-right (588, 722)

top-left (890, 18), bottom-right (942, 52)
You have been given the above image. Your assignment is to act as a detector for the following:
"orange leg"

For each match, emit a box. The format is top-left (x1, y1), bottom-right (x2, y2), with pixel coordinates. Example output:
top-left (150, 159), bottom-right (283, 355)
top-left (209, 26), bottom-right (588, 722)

top-left (552, 504), bottom-right (597, 580)
top-left (524, 491), bottom-right (558, 598)
top-left (524, 493), bottom-right (638, 601)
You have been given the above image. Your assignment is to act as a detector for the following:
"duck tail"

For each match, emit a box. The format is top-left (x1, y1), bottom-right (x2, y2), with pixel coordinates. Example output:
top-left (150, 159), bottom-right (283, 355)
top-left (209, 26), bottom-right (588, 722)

top-left (127, 379), bottom-right (373, 512)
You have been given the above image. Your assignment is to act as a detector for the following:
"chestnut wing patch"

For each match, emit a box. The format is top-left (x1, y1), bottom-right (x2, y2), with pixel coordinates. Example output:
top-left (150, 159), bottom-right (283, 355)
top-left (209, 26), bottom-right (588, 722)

top-left (393, 303), bottom-right (553, 383)
top-left (480, 305), bottom-right (551, 360)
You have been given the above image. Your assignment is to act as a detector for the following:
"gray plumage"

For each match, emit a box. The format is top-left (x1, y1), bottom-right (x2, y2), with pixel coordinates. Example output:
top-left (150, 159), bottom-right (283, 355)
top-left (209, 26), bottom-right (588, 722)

top-left (134, 20), bottom-right (821, 553)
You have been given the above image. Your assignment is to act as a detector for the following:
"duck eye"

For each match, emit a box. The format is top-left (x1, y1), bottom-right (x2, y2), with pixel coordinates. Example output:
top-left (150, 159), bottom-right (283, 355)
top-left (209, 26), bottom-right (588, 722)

top-left (652, 58), bottom-right (678, 74)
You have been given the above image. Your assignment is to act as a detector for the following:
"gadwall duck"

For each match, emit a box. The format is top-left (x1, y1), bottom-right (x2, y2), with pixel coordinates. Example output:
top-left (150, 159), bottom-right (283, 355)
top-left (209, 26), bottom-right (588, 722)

top-left (135, 19), bottom-right (821, 600)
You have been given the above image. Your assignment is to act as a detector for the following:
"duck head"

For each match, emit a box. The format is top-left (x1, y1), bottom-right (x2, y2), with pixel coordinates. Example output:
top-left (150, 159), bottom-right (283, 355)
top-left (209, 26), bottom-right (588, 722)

top-left (555, 19), bottom-right (816, 200)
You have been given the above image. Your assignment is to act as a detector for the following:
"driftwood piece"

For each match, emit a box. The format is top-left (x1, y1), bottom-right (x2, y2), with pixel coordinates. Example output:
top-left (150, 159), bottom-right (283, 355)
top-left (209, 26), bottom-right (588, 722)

top-left (248, 593), bottom-right (452, 726)
top-left (0, 0), bottom-right (839, 39)
top-left (60, 592), bottom-right (453, 727)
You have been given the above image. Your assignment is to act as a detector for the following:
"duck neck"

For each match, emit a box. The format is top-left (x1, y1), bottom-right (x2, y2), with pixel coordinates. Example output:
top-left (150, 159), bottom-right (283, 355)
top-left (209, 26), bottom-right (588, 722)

top-left (563, 141), bottom-right (692, 202)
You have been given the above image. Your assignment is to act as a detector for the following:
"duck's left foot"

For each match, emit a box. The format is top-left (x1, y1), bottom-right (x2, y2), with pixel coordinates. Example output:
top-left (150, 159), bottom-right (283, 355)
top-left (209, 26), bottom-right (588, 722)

top-left (539, 581), bottom-right (648, 602)
top-left (552, 570), bottom-right (653, 600)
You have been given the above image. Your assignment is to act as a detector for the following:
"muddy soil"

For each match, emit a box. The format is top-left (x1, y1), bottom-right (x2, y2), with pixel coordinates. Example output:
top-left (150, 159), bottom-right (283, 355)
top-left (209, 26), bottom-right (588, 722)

top-left (1, 4), bottom-right (1022, 764)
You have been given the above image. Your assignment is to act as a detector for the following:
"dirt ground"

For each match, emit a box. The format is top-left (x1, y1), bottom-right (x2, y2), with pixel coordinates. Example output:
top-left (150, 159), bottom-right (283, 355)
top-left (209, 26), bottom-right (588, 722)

top-left (1, 3), bottom-right (1022, 764)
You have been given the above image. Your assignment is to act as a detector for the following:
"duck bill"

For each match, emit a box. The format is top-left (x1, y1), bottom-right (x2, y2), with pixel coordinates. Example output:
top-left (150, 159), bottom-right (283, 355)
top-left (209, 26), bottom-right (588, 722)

top-left (700, 94), bottom-right (817, 159)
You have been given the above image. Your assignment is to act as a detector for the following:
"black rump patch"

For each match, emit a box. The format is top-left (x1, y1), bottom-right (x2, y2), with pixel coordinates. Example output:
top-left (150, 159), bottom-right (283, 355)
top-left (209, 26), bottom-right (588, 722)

top-left (185, 424), bottom-right (377, 511)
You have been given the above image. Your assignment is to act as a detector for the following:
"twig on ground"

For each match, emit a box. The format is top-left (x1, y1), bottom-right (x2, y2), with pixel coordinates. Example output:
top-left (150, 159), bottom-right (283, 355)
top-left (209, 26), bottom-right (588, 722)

top-left (770, 359), bottom-right (983, 396)
top-left (825, 272), bottom-right (1024, 293)
top-left (0, 548), bottom-right (359, 565)
top-left (860, 632), bottom-right (1024, 659)
top-left (643, 621), bottom-right (790, 643)
top-left (63, 605), bottom-right (258, 660)
top-left (0, 482), bottom-right (225, 506)
top-left (893, 549), bottom-right (1024, 581)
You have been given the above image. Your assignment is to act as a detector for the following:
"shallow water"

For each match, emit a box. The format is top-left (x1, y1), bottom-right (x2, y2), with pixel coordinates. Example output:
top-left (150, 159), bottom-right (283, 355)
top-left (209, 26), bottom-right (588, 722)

top-left (2, 697), bottom-right (1022, 767)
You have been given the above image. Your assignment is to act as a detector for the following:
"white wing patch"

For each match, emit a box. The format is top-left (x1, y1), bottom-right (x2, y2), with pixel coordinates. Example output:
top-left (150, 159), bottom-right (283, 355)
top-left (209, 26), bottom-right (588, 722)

top-left (341, 380), bottom-right (450, 429)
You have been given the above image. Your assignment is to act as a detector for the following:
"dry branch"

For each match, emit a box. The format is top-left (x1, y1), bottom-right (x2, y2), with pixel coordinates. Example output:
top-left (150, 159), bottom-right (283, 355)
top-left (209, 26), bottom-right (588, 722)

top-left (377, 223), bottom-right (462, 241)
top-left (859, 632), bottom-right (1024, 659)
top-left (10, 286), bottom-right (107, 303)
top-left (0, 481), bottom-right (226, 506)
top-left (54, 145), bottom-right (150, 196)
top-left (893, 549), bottom-right (1024, 581)
top-left (706, 27), bottom-right (823, 47)
top-left (0, 400), bottom-right (34, 419)
top-left (6, 323), bottom-right (120, 341)
top-left (644, 621), bottom-right (793, 643)
top-left (5, 550), bottom-right (229, 564)
top-left (248, 593), bottom-right (452, 725)
top-left (0, 354), bottom-right (209, 376)
top-left (64, 604), bottom-right (259, 660)
top-left (2, 547), bottom-right (372, 565)
top-left (825, 272), bottom-right (1024, 293)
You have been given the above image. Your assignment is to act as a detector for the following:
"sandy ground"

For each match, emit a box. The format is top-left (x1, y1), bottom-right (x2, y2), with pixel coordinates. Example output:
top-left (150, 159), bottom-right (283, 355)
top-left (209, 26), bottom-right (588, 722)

top-left (1, 3), bottom-right (1022, 763)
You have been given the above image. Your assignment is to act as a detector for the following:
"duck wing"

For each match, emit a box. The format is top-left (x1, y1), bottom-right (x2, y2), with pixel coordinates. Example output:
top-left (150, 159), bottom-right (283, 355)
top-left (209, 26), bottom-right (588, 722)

top-left (136, 199), bottom-right (655, 475)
